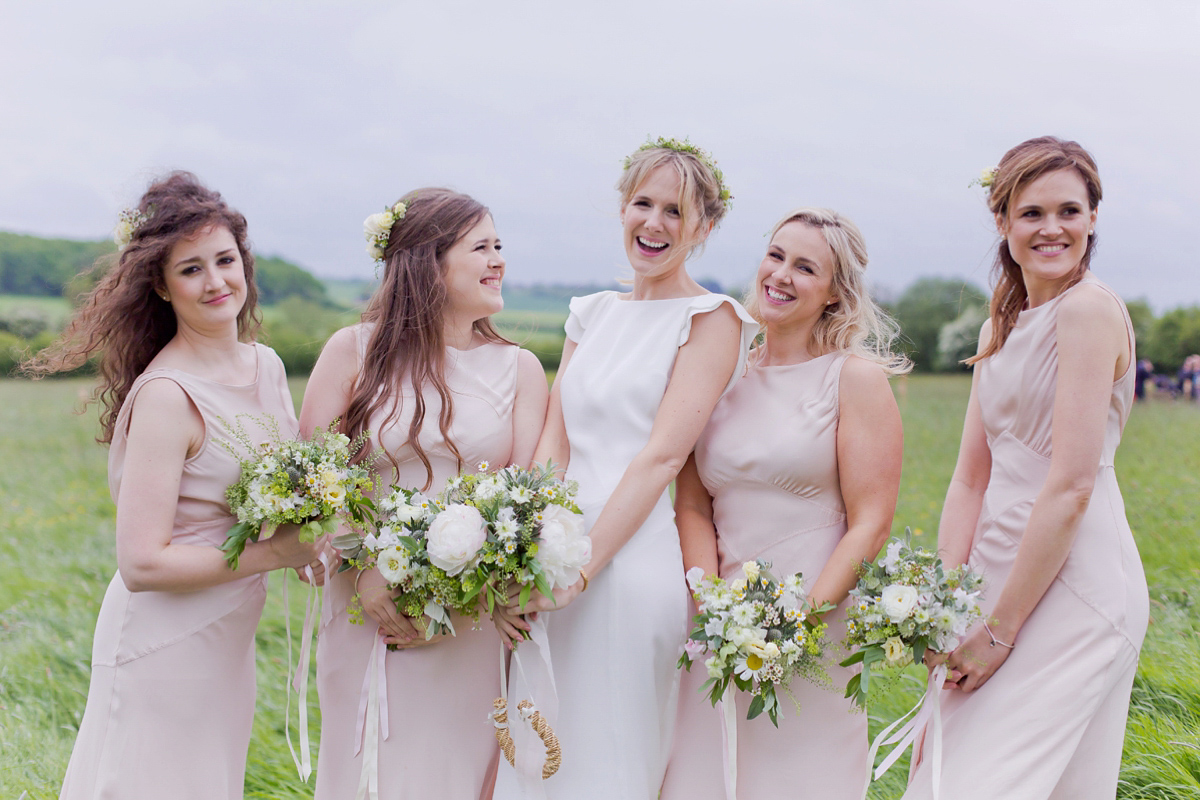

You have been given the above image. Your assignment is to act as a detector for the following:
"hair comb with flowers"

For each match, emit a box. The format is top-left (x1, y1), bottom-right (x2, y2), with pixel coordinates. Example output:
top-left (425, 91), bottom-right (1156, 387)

top-left (626, 136), bottom-right (733, 212)
top-left (363, 200), bottom-right (408, 263)
top-left (113, 207), bottom-right (151, 250)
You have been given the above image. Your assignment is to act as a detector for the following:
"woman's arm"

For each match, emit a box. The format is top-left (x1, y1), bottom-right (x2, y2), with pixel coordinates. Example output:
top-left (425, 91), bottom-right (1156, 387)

top-left (520, 303), bottom-right (743, 612)
top-left (807, 358), bottom-right (903, 610)
top-left (937, 320), bottom-right (994, 568)
top-left (299, 327), bottom-right (426, 645)
top-left (531, 338), bottom-right (578, 474)
top-left (950, 286), bottom-right (1129, 691)
top-left (116, 379), bottom-right (323, 592)
top-left (676, 452), bottom-right (719, 581)
top-left (511, 348), bottom-right (550, 468)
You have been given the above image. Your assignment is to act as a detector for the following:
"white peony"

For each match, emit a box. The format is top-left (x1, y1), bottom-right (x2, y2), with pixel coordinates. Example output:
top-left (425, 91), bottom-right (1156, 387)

top-left (881, 584), bottom-right (920, 623)
top-left (536, 505), bottom-right (591, 589)
top-left (376, 546), bottom-right (412, 584)
top-left (363, 211), bottom-right (393, 238)
top-left (426, 504), bottom-right (487, 575)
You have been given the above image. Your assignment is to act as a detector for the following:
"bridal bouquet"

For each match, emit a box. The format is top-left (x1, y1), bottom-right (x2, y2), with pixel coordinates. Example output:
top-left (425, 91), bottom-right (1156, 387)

top-left (678, 560), bottom-right (832, 726)
top-left (841, 530), bottom-right (984, 707)
top-left (337, 462), bottom-right (590, 640)
top-left (219, 417), bottom-right (373, 569)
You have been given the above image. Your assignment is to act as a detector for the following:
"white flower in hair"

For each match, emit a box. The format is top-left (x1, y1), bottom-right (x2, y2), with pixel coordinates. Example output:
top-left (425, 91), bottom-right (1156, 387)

top-left (363, 200), bottom-right (408, 263)
top-left (113, 207), bottom-right (150, 250)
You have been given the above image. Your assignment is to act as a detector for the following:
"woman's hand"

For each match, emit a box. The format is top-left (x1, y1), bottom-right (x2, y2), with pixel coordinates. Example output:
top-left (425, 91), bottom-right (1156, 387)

top-left (382, 616), bottom-right (447, 649)
top-left (491, 599), bottom-right (532, 648)
top-left (940, 622), bottom-right (1015, 692)
top-left (295, 537), bottom-right (340, 586)
top-left (505, 577), bottom-right (585, 616)
top-left (265, 525), bottom-right (328, 571)
top-left (356, 566), bottom-right (424, 645)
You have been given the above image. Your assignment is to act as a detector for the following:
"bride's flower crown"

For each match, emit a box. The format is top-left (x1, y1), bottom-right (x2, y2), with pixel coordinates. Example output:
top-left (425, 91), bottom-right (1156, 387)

top-left (626, 136), bottom-right (733, 212)
top-left (363, 200), bottom-right (408, 263)
top-left (113, 207), bottom-right (151, 250)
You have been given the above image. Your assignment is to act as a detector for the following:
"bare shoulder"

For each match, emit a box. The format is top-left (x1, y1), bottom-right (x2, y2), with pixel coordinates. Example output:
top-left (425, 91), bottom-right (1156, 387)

top-left (839, 355), bottom-right (894, 402)
top-left (516, 346), bottom-right (545, 376)
top-left (1058, 282), bottom-right (1125, 331)
top-left (126, 376), bottom-right (203, 450)
top-left (129, 374), bottom-right (194, 416)
top-left (320, 325), bottom-right (364, 361)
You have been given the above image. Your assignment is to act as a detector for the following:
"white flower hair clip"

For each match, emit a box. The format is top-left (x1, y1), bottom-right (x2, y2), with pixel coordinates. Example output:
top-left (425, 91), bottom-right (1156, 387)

top-left (113, 207), bottom-right (151, 250)
top-left (970, 166), bottom-right (999, 190)
top-left (364, 200), bottom-right (408, 263)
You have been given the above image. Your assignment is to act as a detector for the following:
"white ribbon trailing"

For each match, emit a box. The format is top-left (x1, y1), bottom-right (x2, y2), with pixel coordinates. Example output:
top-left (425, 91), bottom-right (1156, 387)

top-left (282, 555), bottom-right (327, 783)
top-left (500, 615), bottom-right (559, 799)
top-left (861, 663), bottom-right (946, 800)
top-left (354, 633), bottom-right (390, 800)
top-left (719, 687), bottom-right (738, 800)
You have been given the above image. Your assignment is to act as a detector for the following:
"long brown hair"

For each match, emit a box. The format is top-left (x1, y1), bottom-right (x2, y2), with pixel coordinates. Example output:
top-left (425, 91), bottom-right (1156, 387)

top-left (23, 172), bottom-right (260, 442)
top-left (967, 136), bottom-right (1102, 365)
top-left (342, 188), bottom-right (510, 490)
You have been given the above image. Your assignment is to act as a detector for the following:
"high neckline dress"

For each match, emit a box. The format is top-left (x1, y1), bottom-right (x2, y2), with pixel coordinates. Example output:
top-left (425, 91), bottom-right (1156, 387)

top-left (904, 276), bottom-right (1149, 799)
top-left (661, 351), bottom-right (870, 799)
top-left (314, 327), bottom-right (519, 800)
top-left (60, 343), bottom-right (297, 800)
top-left (493, 291), bottom-right (759, 800)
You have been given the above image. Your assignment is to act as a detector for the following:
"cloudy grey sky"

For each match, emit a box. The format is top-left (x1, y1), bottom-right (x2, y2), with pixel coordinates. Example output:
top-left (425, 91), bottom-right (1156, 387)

top-left (2, 0), bottom-right (1197, 308)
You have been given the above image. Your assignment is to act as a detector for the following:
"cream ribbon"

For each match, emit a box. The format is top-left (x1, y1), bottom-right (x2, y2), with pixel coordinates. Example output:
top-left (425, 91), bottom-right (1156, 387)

top-left (282, 556), bottom-right (326, 783)
top-left (500, 614), bottom-right (559, 798)
top-left (861, 663), bottom-right (946, 800)
top-left (719, 687), bottom-right (738, 800)
top-left (354, 633), bottom-right (390, 800)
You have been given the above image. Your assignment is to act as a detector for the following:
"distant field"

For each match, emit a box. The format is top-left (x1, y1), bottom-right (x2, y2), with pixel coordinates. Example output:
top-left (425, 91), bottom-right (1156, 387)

top-left (0, 376), bottom-right (1197, 798)
top-left (0, 294), bottom-right (72, 326)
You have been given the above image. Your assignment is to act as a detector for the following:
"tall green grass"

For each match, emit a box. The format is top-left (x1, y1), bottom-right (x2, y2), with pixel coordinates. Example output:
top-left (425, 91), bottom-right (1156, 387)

top-left (0, 376), bottom-right (1197, 798)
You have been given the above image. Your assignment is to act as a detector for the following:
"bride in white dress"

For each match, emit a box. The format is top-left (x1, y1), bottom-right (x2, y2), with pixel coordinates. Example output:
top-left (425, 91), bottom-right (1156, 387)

top-left (494, 139), bottom-right (758, 799)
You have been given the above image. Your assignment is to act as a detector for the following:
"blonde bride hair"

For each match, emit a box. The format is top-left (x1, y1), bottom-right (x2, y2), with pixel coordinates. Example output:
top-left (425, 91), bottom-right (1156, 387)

top-left (743, 207), bottom-right (911, 375)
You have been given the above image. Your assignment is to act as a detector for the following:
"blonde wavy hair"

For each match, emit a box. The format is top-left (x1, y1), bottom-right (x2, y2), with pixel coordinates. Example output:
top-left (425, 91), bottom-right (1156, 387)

top-left (743, 207), bottom-right (911, 375)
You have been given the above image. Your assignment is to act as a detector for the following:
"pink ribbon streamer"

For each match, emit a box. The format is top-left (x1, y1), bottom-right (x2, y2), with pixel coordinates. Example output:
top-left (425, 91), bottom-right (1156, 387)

top-left (861, 663), bottom-right (946, 800)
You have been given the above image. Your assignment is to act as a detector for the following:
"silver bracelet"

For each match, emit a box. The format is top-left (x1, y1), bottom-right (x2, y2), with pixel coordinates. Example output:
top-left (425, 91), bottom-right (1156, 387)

top-left (984, 620), bottom-right (1015, 649)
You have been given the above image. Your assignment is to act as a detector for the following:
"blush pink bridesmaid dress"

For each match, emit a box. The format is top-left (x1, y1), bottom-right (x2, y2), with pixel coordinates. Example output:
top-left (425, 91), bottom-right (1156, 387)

top-left (904, 276), bottom-right (1148, 799)
top-left (314, 326), bottom-right (520, 800)
top-left (60, 344), bottom-right (296, 800)
top-left (660, 351), bottom-right (869, 800)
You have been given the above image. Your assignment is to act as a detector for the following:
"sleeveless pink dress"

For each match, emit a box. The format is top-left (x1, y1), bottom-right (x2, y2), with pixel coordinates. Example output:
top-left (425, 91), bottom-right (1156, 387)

top-left (314, 328), bottom-right (520, 800)
top-left (661, 352), bottom-right (868, 799)
top-left (60, 344), bottom-right (297, 800)
top-left (904, 276), bottom-right (1148, 799)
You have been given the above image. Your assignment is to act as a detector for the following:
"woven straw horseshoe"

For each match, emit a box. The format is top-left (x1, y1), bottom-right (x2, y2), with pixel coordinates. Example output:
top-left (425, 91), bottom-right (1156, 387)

top-left (492, 697), bottom-right (562, 779)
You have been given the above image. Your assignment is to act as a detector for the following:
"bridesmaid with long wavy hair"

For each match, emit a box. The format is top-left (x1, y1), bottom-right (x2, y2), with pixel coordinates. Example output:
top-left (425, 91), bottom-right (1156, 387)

top-left (906, 137), bottom-right (1148, 798)
top-left (27, 172), bottom-right (326, 799)
top-left (300, 188), bottom-right (548, 800)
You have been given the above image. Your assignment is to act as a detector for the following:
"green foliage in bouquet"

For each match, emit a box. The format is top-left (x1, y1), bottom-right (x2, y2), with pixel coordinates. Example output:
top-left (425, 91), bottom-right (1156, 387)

top-left (219, 416), bottom-right (373, 569)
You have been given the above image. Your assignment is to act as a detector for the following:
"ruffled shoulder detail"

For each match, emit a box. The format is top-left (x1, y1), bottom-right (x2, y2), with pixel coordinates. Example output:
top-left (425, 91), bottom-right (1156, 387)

top-left (678, 294), bottom-right (760, 396)
top-left (564, 291), bottom-right (619, 343)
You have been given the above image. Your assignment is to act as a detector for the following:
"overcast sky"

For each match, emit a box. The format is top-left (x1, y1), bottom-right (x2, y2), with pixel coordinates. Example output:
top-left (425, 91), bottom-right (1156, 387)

top-left (1, 0), bottom-right (1196, 309)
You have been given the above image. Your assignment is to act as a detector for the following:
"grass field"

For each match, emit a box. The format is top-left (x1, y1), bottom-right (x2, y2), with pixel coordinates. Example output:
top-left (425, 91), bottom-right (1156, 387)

top-left (1, 375), bottom-right (1198, 798)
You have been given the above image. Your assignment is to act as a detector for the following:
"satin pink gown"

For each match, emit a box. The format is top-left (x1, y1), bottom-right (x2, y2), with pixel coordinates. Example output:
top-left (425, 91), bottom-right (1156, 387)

top-left (315, 328), bottom-right (520, 800)
top-left (60, 344), bottom-right (297, 800)
top-left (661, 352), bottom-right (868, 800)
top-left (904, 276), bottom-right (1148, 799)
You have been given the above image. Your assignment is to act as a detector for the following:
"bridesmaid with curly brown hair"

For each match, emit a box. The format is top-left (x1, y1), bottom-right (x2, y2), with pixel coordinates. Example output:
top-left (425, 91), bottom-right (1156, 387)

top-left (28, 172), bottom-right (326, 800)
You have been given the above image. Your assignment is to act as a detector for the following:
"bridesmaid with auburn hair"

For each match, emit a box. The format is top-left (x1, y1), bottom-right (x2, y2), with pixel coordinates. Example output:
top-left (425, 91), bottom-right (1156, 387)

top-left (300, 188), bottom-right (548, 800)
top-left (905, 137), bottom-right (1148, 798)
top-left (28, 172), bottom-right (327, 799)
top-left (661, 207), bottom-right (908, 799)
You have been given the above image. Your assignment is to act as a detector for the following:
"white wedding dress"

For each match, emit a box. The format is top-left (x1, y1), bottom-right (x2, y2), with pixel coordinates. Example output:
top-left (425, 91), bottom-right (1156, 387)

top-left (493, 290), bottom-right (757, 799)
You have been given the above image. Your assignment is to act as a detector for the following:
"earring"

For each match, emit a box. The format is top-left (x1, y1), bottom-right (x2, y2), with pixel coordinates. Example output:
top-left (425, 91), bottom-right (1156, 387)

top-left (1089, 229), bottom-right (1095, 235)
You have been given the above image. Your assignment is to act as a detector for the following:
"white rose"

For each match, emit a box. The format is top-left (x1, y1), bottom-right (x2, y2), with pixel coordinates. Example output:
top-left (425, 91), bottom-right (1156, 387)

top-left (392, 503), bottom-right (422, 525)
top-left (742, 561), bottom-right (760, 582)
top-left (376, 546), bottom-right (412, 585)
top-left (536, 504), bottom-right (591, 589)
top-left (363, 211), bottom-right (392, 238)
top-left (880, 584), bottom-right (920, 623)
top-left (426, 504), bottom-right (487, 576)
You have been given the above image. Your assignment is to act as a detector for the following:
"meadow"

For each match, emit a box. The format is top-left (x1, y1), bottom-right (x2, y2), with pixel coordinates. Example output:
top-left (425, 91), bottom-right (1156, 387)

top-left (1, 375), bottom-right (1198, 798)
